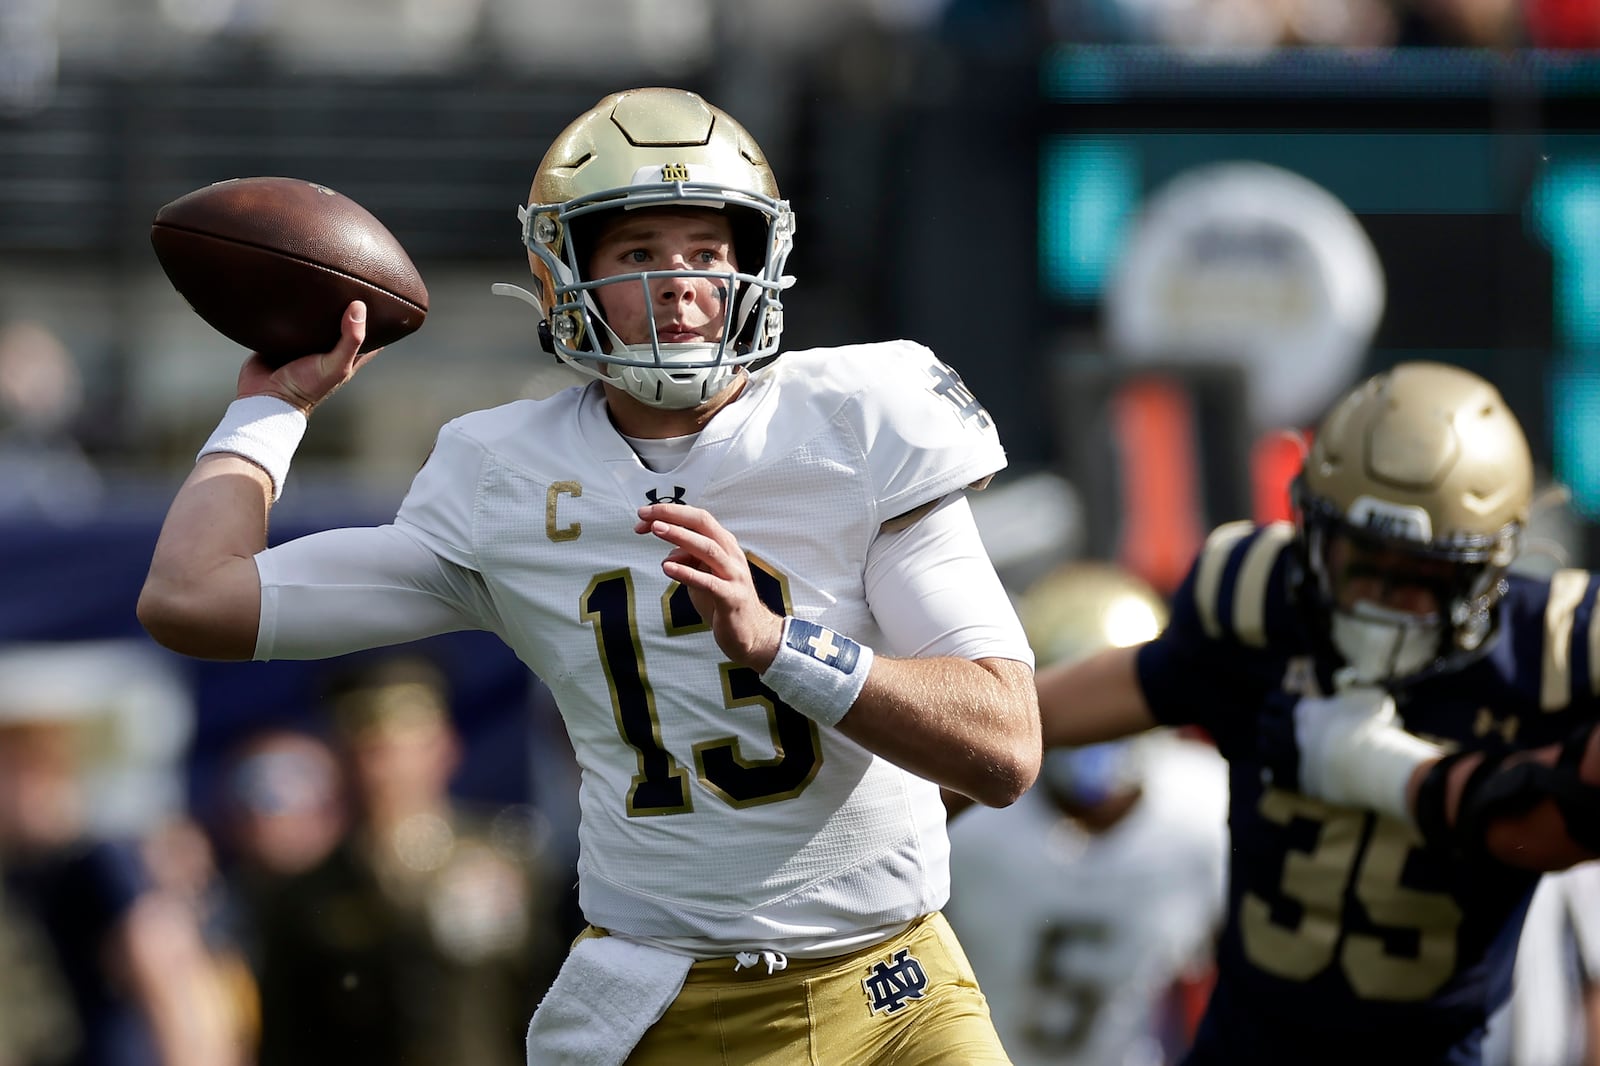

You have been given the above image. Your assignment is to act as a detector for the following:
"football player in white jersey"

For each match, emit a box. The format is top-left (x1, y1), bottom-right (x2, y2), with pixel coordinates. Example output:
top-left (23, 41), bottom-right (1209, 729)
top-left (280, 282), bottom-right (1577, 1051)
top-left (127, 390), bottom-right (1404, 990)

top-left (946, 563), bottom-right (1229, 1066)
top-left (136, 87), bottom-right (1040, 1065)
top-left (1484, 863), bottom-right (1600, 1066)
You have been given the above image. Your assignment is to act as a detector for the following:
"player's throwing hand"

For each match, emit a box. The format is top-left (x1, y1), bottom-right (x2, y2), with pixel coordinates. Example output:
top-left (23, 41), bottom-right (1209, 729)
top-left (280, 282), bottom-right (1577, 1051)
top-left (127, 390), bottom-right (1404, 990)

top-left (236, 300), bottom-right (380, 416)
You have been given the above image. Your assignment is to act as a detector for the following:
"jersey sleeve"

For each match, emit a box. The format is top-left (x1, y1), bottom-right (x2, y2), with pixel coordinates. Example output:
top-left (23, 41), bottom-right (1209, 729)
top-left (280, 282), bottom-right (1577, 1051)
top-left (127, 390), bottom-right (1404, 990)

top-left (1137, 521), bottom-right (1299, 741)
top-left (842, 341), bottom-right (1008, 520)
top-left (1560, 864), bottom-right (1600, 977)
top-left (392, 418), bottom-right (488, 569)
top-left (1506, 568), bottom-right (1600, 715)
top-left (254, 417), bottom-right (505, 661)
top-left (254, 524), bottom-right (499, 660)
top-left (863, 493), bottom-right (1033, 664)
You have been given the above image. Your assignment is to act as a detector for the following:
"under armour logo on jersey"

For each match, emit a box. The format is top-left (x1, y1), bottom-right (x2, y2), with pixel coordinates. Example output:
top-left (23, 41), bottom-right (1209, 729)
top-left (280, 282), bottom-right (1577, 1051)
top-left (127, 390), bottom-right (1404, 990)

top-left (1280, 656), bottom-right (1320, 697)
top-left (785, 619), bottom-right (861, 674)
top-left (1475, 707), bottom-right (1518, 744)
top-left (862, 949), bottom-right (928, 1016)
top-left (644, 486), bottom-right (688, 506)
top-left (926, 363), bottom-right (991, 428)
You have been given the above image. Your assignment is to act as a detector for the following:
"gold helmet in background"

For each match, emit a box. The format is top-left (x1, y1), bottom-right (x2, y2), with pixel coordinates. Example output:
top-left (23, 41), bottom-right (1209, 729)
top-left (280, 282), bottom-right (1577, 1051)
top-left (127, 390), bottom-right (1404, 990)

top-left (1018, 561), bottom-right (1169, 670)
top-left (1020, 563), bottom-right (1169, 809)
top-left (497, 87), bottom-right (796, 410)
top-left (1293, 361), bottom-right (1533, 683)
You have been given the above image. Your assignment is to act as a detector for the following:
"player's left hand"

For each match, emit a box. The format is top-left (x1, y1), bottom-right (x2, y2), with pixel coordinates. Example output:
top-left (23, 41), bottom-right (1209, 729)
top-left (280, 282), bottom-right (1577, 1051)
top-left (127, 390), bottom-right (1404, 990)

top-left (635, 502), bottom-right (784, 670)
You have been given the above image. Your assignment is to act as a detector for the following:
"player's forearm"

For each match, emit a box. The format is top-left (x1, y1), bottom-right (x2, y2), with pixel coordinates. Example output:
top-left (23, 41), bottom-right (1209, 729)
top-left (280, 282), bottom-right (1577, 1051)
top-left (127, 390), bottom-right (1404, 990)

top-left (1036, 645), bottom-right (1159, 748)
top-left (138, 455), bottom-right (268, 660)
top-left (1409, 726), bottom-right (1600, 870)
top-left (837, 655), bottom-right (1040, 808)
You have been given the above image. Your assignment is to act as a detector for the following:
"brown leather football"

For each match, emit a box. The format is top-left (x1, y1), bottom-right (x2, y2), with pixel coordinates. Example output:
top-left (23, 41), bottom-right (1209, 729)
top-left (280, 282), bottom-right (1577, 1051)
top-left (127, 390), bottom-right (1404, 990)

top-left (151, 177), bottom-right (429, 367)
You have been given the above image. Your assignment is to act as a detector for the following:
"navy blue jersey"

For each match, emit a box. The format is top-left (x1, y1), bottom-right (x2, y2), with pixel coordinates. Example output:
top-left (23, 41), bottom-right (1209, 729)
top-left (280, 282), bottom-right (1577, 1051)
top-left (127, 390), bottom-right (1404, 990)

top-left (1137, 521), bottom-right (1600, 1066)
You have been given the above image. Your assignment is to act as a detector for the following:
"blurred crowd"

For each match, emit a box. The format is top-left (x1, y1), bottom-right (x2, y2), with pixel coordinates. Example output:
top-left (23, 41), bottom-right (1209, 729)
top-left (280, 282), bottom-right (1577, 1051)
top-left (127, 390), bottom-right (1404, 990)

top-left (8, 0), bottom-right (1600, 106)
top-left (1043, 0), bottom-right (1600, 48)
top-left (0, 646), bottom-right (574, 1066)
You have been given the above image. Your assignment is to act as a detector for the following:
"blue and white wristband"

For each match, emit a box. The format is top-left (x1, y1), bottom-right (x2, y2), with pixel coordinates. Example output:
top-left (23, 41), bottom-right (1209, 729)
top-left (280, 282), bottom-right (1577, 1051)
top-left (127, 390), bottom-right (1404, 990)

top-left (760, 617), bottom-right (874, 728)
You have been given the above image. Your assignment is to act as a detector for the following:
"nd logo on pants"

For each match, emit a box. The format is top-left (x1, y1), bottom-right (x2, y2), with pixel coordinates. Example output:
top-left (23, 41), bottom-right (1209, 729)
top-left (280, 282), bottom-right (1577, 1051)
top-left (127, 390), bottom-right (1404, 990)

top-left (625, 912), bottom-right (1011, 1066)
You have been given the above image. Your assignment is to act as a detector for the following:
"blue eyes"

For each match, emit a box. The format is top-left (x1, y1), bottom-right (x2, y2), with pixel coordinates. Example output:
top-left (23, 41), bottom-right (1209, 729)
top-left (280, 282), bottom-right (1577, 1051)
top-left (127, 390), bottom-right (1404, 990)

top-left (625, 249), bottom-right (722, 264)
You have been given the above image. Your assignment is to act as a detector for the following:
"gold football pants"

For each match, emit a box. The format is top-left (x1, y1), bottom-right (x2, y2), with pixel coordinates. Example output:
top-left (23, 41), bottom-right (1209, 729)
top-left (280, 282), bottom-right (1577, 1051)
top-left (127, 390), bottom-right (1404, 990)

top-left (615, 911), bottom-right (1012, 1065)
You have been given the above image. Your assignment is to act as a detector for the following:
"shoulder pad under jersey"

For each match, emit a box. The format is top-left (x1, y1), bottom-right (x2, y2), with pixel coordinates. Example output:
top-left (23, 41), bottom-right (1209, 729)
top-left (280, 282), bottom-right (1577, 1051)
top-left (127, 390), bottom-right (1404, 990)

top-left (392, 395), bottom-right (578, 567)
top-left (769, 340), bottom-right (1007, 520)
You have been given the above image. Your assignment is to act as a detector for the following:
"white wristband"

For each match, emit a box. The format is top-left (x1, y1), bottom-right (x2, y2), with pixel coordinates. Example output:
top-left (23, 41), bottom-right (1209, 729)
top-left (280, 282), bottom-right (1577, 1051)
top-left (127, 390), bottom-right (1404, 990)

top-left (196, 396), bottom-right (307, 502)
top-left (760, 617), bottom-right (875, 728)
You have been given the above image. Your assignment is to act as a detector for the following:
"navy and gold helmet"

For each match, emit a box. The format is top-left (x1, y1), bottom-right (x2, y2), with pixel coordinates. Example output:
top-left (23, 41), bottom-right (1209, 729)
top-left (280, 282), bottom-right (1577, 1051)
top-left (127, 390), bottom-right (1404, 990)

top-left (1292, 361), bottom-right (1533, 683)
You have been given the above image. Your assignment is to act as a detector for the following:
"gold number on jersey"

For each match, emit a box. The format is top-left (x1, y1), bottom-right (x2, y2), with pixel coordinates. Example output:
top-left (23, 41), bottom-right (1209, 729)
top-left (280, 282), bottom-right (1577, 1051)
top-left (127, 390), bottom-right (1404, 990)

top-left (583, 558), bottom-right (822, 817)
top-left (1238, 789), bottom-right (1357, 980)
top-left (1345, 820), bottom-right (1462, 999)
top-left (1239, 788), bottom-right (1460, 1001)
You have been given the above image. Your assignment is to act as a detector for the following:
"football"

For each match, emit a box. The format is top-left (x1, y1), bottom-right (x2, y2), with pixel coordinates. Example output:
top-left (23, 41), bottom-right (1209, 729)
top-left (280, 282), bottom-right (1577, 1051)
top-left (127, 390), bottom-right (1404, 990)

top-left (151, 176), bottom-right (429, 366)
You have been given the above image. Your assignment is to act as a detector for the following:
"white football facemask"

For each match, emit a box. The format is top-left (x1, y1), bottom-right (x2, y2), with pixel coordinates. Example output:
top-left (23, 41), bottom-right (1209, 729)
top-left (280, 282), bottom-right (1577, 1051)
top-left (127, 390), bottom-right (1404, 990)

top-left (1328, 601), bottom-right (1445, 685)
top-left (555, 262), bottom-right (756, 411)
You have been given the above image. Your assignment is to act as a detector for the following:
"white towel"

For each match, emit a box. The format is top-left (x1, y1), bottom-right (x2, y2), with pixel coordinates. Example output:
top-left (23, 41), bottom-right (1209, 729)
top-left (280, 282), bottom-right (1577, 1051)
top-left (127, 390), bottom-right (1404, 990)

top-left (526, 934), bottom-right (694, 1066)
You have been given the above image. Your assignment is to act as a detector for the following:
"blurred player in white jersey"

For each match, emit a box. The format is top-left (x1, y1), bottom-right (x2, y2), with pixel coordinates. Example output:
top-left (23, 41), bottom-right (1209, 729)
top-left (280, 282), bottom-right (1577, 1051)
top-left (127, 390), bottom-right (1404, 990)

top-left (137, 87), bottom-right (1040, 1064)
top-left (1485, 862), bottom-right (1600, 1066)
top-left (947, 563), bottom-right (1229, 1066)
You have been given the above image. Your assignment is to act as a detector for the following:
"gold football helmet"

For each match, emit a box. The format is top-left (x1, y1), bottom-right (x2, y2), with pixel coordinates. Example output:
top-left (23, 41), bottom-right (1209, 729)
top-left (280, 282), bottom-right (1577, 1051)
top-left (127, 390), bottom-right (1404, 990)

top-left (495, 87), bottom-right (796, 409)
top-left (1293, 361), bottom-right (1533, 683)
top-left (1019, 563), bottom-right (1169, 808)
top-left (1018, 561), bottom-right (1169, 670)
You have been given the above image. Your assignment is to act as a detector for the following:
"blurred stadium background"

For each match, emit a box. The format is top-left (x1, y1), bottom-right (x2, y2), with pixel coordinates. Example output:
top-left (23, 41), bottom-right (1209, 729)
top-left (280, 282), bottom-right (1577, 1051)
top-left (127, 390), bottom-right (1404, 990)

top-left (3, 0), bottom-right (1600, 989)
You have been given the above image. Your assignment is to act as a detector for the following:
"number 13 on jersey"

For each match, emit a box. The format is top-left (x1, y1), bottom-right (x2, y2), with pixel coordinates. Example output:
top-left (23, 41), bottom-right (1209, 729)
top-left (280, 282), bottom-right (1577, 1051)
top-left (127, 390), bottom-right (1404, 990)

top-left (581, 556), bottom-right (824, 818)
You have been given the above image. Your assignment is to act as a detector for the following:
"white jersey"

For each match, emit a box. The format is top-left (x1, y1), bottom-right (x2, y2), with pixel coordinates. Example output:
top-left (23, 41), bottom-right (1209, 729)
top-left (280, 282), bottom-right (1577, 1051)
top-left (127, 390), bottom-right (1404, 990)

top-left (946, 735), bottom-right (1229, 1066)
top-left (255, 340), bottom-right (1024, 956)
top-left (1485, 862), bottom-right (1600, 1066)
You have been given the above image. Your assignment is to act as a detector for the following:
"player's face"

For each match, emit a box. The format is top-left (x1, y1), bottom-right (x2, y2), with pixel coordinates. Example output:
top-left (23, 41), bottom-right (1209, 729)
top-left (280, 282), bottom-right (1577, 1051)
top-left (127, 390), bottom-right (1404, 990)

top-left (1326, 535), bottom-right (1457, 618)
top-left (587, 208), bottom-right (737, 348)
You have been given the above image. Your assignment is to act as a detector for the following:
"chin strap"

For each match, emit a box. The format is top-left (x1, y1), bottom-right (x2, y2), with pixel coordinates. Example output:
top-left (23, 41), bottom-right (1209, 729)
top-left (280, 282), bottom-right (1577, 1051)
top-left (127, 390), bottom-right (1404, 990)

top-left (492, 283), bottom-right (560, 356)
top-left (492, 282), bottom-right (612, 361)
